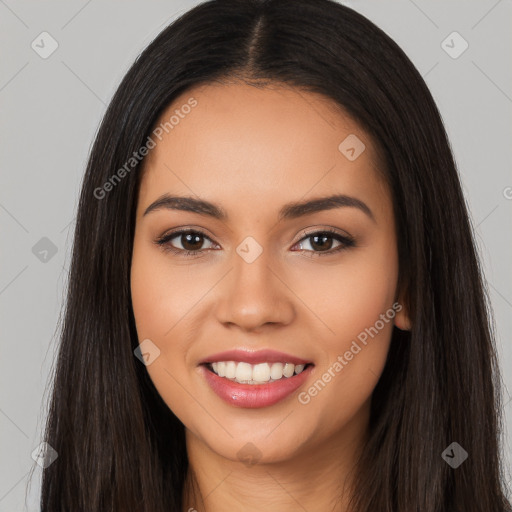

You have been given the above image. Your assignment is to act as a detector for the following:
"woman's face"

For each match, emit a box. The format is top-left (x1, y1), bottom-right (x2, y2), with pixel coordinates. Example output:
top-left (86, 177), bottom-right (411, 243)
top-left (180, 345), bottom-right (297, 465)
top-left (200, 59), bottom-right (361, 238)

top-left (131, 82), bottom-right (409, 464)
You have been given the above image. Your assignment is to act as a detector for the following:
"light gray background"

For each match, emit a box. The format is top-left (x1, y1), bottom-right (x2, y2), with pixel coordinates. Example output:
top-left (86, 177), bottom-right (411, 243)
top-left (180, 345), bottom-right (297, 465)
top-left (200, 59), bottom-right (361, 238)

top-left (1, 0), bottom-right (511, 509)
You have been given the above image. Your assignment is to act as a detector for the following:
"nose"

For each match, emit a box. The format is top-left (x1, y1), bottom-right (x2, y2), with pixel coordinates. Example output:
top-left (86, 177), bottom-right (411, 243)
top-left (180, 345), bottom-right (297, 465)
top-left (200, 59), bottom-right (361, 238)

top-left (214, 247), bottom-right (295, 333)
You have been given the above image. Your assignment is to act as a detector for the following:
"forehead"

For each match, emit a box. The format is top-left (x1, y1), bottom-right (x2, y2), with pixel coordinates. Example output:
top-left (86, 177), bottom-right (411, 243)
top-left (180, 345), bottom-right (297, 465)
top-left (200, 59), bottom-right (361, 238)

top-left (137, 82), bottom-right (390, 221)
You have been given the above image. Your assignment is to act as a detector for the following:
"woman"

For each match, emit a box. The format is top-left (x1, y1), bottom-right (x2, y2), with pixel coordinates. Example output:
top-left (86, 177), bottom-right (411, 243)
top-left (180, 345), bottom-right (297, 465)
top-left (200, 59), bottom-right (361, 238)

top-left (40, 0), bottom-right (511, 510)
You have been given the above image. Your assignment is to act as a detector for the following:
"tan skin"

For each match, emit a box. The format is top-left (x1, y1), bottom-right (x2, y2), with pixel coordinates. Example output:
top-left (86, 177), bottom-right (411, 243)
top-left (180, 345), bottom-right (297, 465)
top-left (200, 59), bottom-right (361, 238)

top-left (131, 81), bottom-right (411, 512)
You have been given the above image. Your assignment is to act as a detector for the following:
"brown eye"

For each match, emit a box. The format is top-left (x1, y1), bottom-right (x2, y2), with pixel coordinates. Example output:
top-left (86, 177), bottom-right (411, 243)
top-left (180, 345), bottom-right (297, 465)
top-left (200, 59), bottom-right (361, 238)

top-left (308, 233), bottom-right (335, 251)
top-left (155, 229), bottom-right (217, 256)
top-left (178, 232), bottom-right (206, 251)
top-left (293, 229), bottom-right (355, 257)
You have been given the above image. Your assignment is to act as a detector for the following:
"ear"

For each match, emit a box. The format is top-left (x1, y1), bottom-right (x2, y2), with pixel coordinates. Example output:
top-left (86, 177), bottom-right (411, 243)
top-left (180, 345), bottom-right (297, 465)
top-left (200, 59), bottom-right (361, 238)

top-left (393, 290), bottom-right (412, 331)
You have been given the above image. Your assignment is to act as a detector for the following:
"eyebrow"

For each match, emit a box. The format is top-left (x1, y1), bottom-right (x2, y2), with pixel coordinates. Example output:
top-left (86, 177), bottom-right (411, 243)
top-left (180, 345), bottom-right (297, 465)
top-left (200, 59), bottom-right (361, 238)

top-left (143, 193), bottom-right (375, 222)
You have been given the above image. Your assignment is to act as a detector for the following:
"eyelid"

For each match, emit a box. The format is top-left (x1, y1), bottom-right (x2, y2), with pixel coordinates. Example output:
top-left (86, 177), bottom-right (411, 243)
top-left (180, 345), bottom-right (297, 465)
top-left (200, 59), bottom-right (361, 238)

top-left (294, 226), bottom-right (354, 244)
top-left (291, 227), bottom-right (356, 255)
top-left (156, 225), bottom-right (216, 242)
top-left (155, 227), bottom-right (218, 250)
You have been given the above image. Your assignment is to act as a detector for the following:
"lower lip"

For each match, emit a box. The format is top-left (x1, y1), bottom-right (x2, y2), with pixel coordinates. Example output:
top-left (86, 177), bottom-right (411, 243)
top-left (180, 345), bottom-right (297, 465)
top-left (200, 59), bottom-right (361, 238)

top-left (199, 364), bottom-right (314, 408)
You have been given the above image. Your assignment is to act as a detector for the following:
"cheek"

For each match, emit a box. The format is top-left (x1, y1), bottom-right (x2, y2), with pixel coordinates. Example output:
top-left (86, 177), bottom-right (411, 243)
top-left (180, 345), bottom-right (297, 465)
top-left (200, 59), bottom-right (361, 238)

top-left (293, 239), bottom-right (398, 429)
top-left (292, 232), bottom-right (399, 347)
top-left (130, 239), bottom-right (220, 422)
top-left (130, 240), bottom-right (207, 341)
top-left (130, 246), bottom-right (189, 421)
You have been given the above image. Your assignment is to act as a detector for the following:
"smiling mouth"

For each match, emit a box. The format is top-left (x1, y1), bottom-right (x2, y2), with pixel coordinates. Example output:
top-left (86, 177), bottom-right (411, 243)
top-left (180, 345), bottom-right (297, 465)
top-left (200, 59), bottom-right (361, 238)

top-left (203, 361), bottom-right (314, 385)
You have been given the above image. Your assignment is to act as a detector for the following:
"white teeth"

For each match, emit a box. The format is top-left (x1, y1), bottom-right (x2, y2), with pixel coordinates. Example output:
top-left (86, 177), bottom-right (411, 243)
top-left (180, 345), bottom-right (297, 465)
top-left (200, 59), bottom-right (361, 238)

top-left (208, 360), bottom-right (309, 384)
top-left (235, 362), bottom-right (253, 381)
top-left (225, 361), bottom-right (236, 379)
top-left (252, 363), bottom-right (271, 382)
top-left (294, 364), bottom-right (305, 374)
top-left (270, 362), bottom-right (283, 380)
top-left (282, 363), bottom-right (295, 378)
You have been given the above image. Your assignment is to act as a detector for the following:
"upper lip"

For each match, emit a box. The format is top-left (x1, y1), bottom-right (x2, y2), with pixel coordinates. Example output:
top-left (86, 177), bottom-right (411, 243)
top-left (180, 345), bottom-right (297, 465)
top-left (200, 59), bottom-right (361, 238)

top-left (198, 349), bottom-right (313, 366)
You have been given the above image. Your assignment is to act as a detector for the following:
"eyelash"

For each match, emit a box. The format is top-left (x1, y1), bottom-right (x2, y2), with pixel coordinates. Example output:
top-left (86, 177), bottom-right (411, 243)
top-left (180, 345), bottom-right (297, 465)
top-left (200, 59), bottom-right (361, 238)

top-left (154, 227), bottom-right (356, 258)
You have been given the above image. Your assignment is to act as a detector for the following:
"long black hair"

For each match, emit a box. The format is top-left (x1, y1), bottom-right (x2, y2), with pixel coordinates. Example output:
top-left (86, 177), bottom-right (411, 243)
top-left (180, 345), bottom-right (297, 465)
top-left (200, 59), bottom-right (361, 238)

top-left (39, 0), bottom-right (511, 510)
